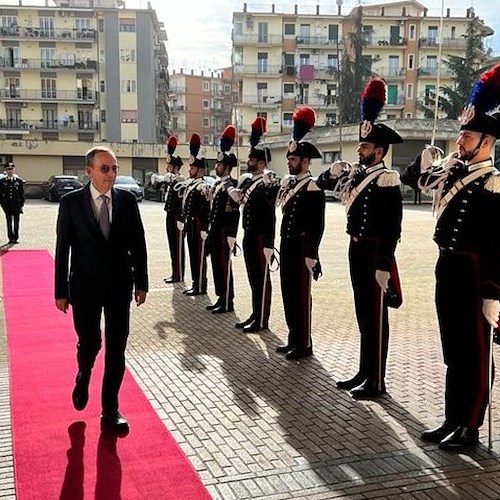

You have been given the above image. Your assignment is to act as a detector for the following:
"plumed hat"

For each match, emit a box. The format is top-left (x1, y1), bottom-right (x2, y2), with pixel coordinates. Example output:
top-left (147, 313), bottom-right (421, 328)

top-left (248, 117), bottom-right (271, 164)
top-left (287, 106), bottom-right (322, 159)
top-left (459, 63), bottom-right (500, 138)
top-left (189, 133), bottom-right (206, 170)
top-left (166, 136), bottom-right (183, 167)
top-left (217, 125), bottom-right (238, 168)
top-left (359, 78), bottom-right (403, 145)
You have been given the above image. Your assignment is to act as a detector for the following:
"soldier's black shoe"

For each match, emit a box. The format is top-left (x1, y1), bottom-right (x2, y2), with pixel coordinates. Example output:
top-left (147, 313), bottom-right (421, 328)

top-left (242, 320), bottom-right (268, 333)
top-left (276, 345), bottom-right (292, 354)
top-left (211, 304), bottom-right (234, 314)
top-left (163, 276), bottom-right (181, 284)
top-left (420, 422), bottom-right (457, 444)
top-left (185, 289), bottom-right (206, 296)
top-left (182, 287), bottom-right (193, 294)
top-left (206, 301), bottom-right (222, 311)
top-left (438, 426), bottom-right (479, 451)
top-left (100, 411), bottom-right (129, 435)
top-left (285, 347), bottom-right (313, 360)
top-left (235, 316), bottom-right (254, 328)
top-left (72, 371), bottom-right (90, 411)
top-left (350, 378), bottom-right (385, 399)
top-left (336, 373), bottom-right (365, 391)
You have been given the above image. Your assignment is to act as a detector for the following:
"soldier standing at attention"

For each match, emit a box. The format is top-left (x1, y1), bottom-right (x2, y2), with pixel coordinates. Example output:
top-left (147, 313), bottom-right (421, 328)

top-left (275, 106), bottom-right (325, 360)
top-left (163, 136), bottom-right (185, 284)
top-left (0, 162), bottom-right (24, 244)
top-left (206, 125), bottom-right (240, 314)
top-left (316, 78), bottom-right (404, 399)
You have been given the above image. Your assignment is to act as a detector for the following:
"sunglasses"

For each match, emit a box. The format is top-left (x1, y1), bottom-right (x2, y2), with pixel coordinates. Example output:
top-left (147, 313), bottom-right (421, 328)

top-left (95, 165), bottom-right (119, 173)
top-left (5, 167), bottom-right (14, 170)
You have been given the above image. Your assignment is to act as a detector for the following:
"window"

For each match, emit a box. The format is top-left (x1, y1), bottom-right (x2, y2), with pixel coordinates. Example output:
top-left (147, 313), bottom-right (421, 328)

top-left (283, 83), bottom-right (294, 94)
top-left (203, 117), bottom-right (209, 127)
top-left (284, 24), bottom-right (295, 36)
top-left (387, 84), bottom-right (398, 104)
top-left (224, 84), bottom-right (230, 93)
top-left (257, 112), bottom-right (267, 120)
top-left (257, 82), bottom-right (268, 102)
top-left (328, 24), bottom-right (339, 42)
top-left (40, 47), bottom-right (56, 68)
top-left (405, 113), bottom-right (412, 118)
top-left (327, 54), bottom-right (338, 70)
top-left (100, 80), bottom-right (106, 92)
top-left (120, 110), bottom-right (137, 123)
top-left (424, 85), bottom-right (435, 105)
top-left (362, 25), bottom-right (373, 44)
top-left (257, 52), bottom-right (268, 73)
top-left (299, 53), bottom-right (310, 66)
top-left (324, 151), bottom-right (340, 162)
top-left (451, 26), bottom-right (456, 39)
top-left (233, 20), bottom-right (242, 36)
top-left (233, 47), bottom-right (243, 66)
top-left (388, 55), bottom-right (399, 76)
top-left (426, 55), bottom-right (437, 73)
top-left (5, 77), bottom-right (20, 98)
top-left (121, 80), bottom-right (137, 93)
top-left (120, 49), bottom-right (136, 62)
top-left (325, 114), bottom-right (337, 127)
top-left (427, 26), bottom-right (438, 43)
top-left (257, 22), bottom-right (268, 43)
top-left (75, 18), bottom-right (92, 31)
top-left (406, 83), bottom-right (413, 99)
top-left (203, 135), bottom-right (210, 144)
top-left (202, 80), bottom-right (209, 91)
top-left (283, 112), bottom-right (293, 125)
top-left (202, 99), bottom-right (209, 109)
top-left (42, 108), bottom-right (57, 129)
top-left (41, 78), bottom-right (57, 99)
top-left (298, 24), bottom-right (310, 43)
top-left (408, 54), bottom-right (414, 70)
top-left (409, 24), bottom-right (416, 41)
top-left (119, 20), bottom-right (136, 32)
top-left (98, 19), bottom-right (104, 32)
top-left (101, 110), bottom-right (106, 122)
top-left (39, 17), bottom-right (55, 37)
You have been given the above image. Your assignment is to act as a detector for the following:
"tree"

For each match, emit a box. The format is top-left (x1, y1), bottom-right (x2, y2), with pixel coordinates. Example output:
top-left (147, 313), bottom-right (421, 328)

top-left (419, 16), bottom-right (491, 119)
top-left (339, 7), bottom-right (373, 124)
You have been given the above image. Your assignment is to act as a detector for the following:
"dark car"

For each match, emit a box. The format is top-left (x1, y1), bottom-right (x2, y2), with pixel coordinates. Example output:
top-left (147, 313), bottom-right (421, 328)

top-left (114, 175), bottom-right (143, 201)
top-left (43, 175), bottom-right (83, 202)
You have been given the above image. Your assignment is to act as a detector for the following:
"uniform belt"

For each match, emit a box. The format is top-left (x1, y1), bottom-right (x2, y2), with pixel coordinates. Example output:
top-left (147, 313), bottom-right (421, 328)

top-left (351, 235), bottom-right (378, 243)
top-left (439, 247), bottom-right (477, 257)
top-left (282, 231), bottom-right (306, 239)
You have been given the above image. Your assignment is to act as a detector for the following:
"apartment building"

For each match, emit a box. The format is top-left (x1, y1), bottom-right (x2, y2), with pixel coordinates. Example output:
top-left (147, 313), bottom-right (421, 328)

top-left (231, 0), bottom-right (493, 140)
top-left (168, 68), bottom-right (233, 148)
top-left (0, 0), bottom-right (169, 183)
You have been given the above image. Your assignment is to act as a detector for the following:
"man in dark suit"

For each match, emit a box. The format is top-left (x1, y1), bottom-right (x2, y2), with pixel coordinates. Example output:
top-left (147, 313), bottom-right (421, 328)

top-left (55, 146), bottom-right (148, 434)
top-left (0, 162), bottom-right (25, 244)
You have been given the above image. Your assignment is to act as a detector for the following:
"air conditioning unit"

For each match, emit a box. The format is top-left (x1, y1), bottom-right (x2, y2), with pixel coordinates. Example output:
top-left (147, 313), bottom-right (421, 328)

top-left (312, 49), bottom-right (320, 54)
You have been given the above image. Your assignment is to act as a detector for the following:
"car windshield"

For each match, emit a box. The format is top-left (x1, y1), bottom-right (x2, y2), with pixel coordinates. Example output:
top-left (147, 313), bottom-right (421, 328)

top-left (55, 178), bottom-right (81, 186)
top-left (115, 176), bottom-right (137, 185)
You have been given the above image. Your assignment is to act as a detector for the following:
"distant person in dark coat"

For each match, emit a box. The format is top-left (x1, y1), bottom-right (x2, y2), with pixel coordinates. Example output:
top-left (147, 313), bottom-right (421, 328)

top-left (0, 162), bottom-right (24, 243)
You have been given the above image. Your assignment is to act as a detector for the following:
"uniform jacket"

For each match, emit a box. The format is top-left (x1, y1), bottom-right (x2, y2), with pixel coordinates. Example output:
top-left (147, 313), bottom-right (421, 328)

top-left (0, 175), bottom-right (24, 213)
top-left (240, 174), bottom-right (277, 248)
top-left (54, 183), bottom-right (148, 302)
top-left (209, 176), bottom-right (240, 237)
top-left (180, 178), bottom-right (210, 231)
top-left (163, 176), bottom-right (183, 215)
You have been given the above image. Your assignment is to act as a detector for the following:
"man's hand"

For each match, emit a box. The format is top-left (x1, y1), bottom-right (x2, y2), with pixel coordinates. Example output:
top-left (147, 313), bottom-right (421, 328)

top-left (135, 289), bottom-right (147, 307)
top-left (263, 247), bottom-right (274, 265)
top-left (55, 298), bottom-right (70, 313)
top-left (329, 160), bottom-right (347, 178)
top-left (482, 299), bottom-right (500, 327)
top-left (227, 236), bottom-right (236, 251)
top-left (200, 230), bottom-right (208, 240)
top-left (305, 257), bottom-right (317, 274)
top-left (375, 270), bottom-right (390, 293)
top-left (176, 220), bottom-right (184, 231)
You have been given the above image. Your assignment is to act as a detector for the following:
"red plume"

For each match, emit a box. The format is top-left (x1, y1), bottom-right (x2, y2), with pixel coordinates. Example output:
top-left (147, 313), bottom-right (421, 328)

top-left (250, 117), bottom-right (267, 147)
top-left (361, 78), bottom-right (386, 123)
top-left (220, 125), bottom-right (236, 152)
top-left (292, 106), bottom-right (316, 141)
top-left (166, 136), bottom-right (178, 155)
top-left (189, 133), bottom-right (201, 157)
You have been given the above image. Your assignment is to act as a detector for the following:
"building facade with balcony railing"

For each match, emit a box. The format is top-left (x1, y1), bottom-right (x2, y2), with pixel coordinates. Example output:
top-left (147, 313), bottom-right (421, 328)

top-left (0, 0), bottom-right (170, 184)
top-left (231, 1), bottom-right (493, 137)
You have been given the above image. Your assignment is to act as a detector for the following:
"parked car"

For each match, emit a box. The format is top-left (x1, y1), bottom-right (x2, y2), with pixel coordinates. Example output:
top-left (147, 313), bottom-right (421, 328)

top-left (114, 175), bottom-right (143, 201)
top-left (42, 175), bottom-right (83, 202)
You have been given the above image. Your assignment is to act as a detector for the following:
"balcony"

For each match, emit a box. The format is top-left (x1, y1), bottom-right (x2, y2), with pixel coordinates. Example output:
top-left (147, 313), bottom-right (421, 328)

top-left (0, 58), bottom-right (98, 71)
top-left (417, 67), bottom-right (453, 78)
top-left (296, 36), bottom-right (343, 47)
top-left (0, 119), bottom-right (99, 133)
top-left (0, 88), bottom-right (99, 104)
top-left (0, 25), bottom-right (96, 41)
top-left (232, 33), bottom-right (282, 45)
top-left (233, 64), bottom-right (283, 77)
top-left (372, 67), bottom-right (407, 79)
top-left (239, 95), bottom-right (282, 107)
top-left (364, 36), bottom-right (407, 48)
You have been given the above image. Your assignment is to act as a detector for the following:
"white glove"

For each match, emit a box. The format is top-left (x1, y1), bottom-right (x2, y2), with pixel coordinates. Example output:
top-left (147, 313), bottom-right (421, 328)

top-left (375, 270), bottom-right (390, 293)
top-left (263, 247), bottom-right (274, 264)
top-left (227, 236), bottom-right (236, 250)
top-left (329, 160), bottom-right (346, 178)
top-left (164, 172), bottom-right (174, 183)
top-left (200, 230), bottom-right (208, 240)
top-left (305, 257), bottom-right (317, 275)
top-left (176, 221), bottom-right (184, 231)
top-left (280, 175), bottom-right (293, 188)
top-left (262, 171), bottom-right (271, 184)
top-left (482, 299), bottom-right (500, 328)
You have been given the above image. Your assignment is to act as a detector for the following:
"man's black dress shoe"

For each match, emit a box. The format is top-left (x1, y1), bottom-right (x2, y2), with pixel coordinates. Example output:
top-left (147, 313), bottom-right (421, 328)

top-left (163, 276), bottom-right (181, 284)
top-left (438, 426), bottom-right (479, 451)
top-left (72, 371), bottom-right (90, 411)
top-left (235, 316), bottom-right (254, 328)
top-left (101, 411), bottom-right (130, 434)
top-left (286, 347), bottom-right (313, 360)
top-left (242, 320), bottom-right (268, 333)
top-left (206, 302), bottom-right (222, 311)
top-left (420, 422), bottom-right (457, 444)
top-left (276, 345), bottom-right (292, 354)
top-left (350, 378), bottom-right (385, 399)
top-left (182, 287), bottom-right (193, 294)
top-left (336, 373), bottom-right (365, 391)
top-left (211, 304), bottom-right (234, 314)
top-left (184, 289), bottom-right (206, 296)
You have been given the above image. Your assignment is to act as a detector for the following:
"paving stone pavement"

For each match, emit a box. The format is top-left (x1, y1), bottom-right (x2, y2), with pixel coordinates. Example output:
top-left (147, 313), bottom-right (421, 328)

top-left (1, 199), bottom-right (500, 499)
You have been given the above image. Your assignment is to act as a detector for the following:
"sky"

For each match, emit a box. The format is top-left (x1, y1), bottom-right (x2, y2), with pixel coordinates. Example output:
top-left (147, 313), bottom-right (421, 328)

top-left (147, 0), bottom-right (500, 72)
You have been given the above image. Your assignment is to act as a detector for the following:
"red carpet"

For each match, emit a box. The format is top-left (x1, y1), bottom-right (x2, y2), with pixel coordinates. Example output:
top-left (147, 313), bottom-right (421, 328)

top-left (2, 250), bottom-right (211, 500)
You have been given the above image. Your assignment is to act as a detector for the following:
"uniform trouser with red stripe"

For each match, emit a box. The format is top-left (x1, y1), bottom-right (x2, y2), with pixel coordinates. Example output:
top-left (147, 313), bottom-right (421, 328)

top-left (436, 250), bottom-right (492, 429)
top-left (186, 217), bottom-right (207, 292)
top-left (210, 227), bottom-right (234, 305)
top-left (165, 212), bottom-right (184, 280)
top-left (280, 235), bottom-right (311, 350)
top-left (349, 238), bottom-right (389, 382)
top-left (243, 232), bottom-right (271, 325)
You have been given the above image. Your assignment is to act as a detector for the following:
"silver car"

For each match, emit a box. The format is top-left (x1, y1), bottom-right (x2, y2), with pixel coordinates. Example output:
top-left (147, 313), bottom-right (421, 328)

top-left (114, 175), bottom-right (143, 202)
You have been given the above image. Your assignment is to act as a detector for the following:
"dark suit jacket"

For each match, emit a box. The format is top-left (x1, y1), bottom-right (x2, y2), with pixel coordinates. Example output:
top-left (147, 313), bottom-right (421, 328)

top-left (55, 183), bottom-right (148, 303)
